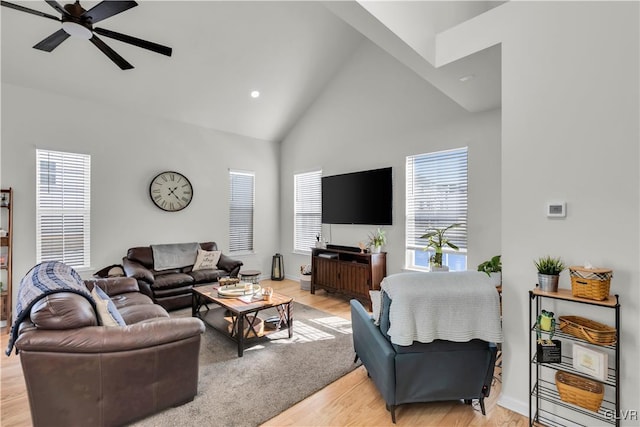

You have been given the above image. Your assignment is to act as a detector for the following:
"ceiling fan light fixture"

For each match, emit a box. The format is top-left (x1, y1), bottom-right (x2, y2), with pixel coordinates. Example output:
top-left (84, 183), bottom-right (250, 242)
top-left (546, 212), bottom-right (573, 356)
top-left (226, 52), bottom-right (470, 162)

top-left (62, 21), bottom-right (92, 40)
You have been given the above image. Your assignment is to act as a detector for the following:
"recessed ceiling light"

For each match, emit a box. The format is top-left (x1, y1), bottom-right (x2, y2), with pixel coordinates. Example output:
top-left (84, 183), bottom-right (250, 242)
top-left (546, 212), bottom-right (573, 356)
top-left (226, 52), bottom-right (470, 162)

top-left (459, 74), bottom-right (475, 82)
top-left (250, 90), bottom-right (260, 98)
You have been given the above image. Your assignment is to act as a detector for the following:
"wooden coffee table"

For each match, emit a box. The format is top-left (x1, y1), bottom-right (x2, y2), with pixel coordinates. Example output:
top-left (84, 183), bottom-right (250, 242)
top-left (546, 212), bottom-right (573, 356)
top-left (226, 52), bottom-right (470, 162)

top-left (192, 283), bottom-right (293, 357)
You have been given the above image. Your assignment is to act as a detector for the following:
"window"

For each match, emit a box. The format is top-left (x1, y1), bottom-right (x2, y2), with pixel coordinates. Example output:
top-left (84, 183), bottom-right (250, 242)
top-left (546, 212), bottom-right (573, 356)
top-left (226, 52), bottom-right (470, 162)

top-left (229, 170), bottom-right (254, 253)
top-left (406, 147), bottom-right (468, 271)
top-left (36, 149), bottom-right (91, 269)
top-left (294, 170), bottom-right (322, 253)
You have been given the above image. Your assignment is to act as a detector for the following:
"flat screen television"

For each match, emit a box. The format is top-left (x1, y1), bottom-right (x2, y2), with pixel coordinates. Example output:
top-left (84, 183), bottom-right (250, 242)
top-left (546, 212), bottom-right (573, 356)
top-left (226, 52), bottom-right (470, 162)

top-left (322, 167), bottom-right (392, 225)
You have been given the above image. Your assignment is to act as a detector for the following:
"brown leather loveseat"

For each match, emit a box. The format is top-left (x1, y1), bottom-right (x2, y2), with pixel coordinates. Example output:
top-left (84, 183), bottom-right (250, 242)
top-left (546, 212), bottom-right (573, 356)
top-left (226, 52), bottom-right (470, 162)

top-left (122, 241), bottom-right (243, 311)
top-left (14, 276), bottom-right (205, 427)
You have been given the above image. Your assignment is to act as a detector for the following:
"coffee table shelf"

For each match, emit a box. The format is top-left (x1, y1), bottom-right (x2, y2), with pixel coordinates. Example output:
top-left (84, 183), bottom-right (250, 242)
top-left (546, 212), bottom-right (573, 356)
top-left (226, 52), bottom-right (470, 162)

top-left (192, 284), bottom-right (293, 357)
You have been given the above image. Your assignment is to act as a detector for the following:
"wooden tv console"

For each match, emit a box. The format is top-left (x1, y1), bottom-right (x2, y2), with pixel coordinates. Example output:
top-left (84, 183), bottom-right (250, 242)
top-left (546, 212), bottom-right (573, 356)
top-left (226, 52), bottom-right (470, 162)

top-left (311, 247), bottom-right (387, 308)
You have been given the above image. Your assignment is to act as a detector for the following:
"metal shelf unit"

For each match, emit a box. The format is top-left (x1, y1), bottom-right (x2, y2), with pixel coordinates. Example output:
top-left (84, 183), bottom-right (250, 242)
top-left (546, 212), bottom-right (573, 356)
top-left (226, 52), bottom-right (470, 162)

top-left (529, 288), bottom-right (620, 427)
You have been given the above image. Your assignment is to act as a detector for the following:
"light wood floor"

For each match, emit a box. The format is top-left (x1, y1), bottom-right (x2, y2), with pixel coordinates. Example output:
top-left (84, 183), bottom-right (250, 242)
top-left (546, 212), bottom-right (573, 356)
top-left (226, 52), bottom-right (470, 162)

top-left (0, 279), bottom-right (527, 426)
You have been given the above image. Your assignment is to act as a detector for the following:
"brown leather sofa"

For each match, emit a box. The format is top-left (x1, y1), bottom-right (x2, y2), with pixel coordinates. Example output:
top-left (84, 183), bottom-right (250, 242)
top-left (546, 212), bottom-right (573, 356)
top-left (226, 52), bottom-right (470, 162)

top-left (122, 241), bottom-right (243, 311)
top-left (15, 276), bottom-right (205, 427)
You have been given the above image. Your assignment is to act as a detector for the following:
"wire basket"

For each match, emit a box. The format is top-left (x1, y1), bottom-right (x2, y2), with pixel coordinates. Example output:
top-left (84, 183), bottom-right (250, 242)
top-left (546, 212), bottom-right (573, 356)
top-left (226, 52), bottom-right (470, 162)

top-left (558, 315), bottom-right (617, 346)
top-left (555, 371), bottom-right (604, 412)
top-left (569, 266), bottom-right (612, 301)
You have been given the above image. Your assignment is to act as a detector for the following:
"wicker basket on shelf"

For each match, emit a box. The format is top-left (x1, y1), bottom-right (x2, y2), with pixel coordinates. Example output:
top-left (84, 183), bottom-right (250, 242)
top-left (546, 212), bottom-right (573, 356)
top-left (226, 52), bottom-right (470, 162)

top-left (555, 371), bottom-right (604, 412)
top-left (558, 315), bottom-right (617, 346)
top-left (569, 266), bottom-right (612, 301)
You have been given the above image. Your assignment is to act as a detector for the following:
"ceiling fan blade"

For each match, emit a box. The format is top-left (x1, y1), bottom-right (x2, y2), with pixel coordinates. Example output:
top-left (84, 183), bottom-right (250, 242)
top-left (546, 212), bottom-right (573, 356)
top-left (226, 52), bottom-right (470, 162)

top-left (89, 35), bottom-right (133, 70)
top-left (0, 1), bottom-right (61, 21)
top-left (94, 27), bottom-right (172, 57)
top-left (33, 29), bottom-right (70, 52)
top-left (83, 1), bottom-right (137, 24)
top-left (44, 0), bottom-right (69, 16)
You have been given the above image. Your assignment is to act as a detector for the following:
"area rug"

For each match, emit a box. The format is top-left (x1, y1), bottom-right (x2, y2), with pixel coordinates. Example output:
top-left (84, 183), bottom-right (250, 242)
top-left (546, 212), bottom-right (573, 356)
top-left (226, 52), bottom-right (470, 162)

top-left (133, 302), bottom-right (358, 427)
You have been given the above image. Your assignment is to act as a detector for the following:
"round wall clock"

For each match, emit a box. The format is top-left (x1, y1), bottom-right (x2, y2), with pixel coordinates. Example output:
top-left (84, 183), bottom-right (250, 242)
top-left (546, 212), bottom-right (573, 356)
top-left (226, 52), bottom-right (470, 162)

top-left (149, 171), bottom-right (193, 212)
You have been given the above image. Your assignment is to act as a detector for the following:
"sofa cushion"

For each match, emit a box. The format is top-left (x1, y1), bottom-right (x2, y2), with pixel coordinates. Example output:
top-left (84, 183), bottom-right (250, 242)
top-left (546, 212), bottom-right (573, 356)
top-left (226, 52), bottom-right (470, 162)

top-left (30, 293), bottom-right (98, 330)
top-left (193, 249), bottom-right (222, 271)
top-left (152, 273), bottom-right (195, 290)
top-left (217, 252), bottom-right (243, 273)
top-left (199, 242), bottom-right (219, 252)
top-left (110, 292), bottom-right (154, 310)
top-left (127, 246), bottom-right (154, 269)
top-left (154, 293), bottom-right (193, 312)
top-left (118, 304), bottom-right (169, 324)
top-left (189, 268), bottom-right (227, 283)
top-left (91, 286), bottom-right (126, 327)
top-left (154, 268), bottom-right (182, 276)
top-left (85, 277), bottom-right (140, 296)
top-left (153, 285), bottom-right (194, 300)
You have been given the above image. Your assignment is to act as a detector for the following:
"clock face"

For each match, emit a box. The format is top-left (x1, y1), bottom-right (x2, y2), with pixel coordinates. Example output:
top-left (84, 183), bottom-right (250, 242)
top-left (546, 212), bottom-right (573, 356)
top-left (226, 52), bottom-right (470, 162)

top-left (149, 171), bottom-right (193, 212)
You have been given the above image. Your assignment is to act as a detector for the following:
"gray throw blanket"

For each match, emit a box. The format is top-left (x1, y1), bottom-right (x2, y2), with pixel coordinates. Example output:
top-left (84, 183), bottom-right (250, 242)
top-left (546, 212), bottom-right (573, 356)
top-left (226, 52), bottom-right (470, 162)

top-left (151, 242), bottom-right (199, 271)
top-left (5, 261), bottom-right (96, 356)
top-left (381, 271), bottom-right (503, 346)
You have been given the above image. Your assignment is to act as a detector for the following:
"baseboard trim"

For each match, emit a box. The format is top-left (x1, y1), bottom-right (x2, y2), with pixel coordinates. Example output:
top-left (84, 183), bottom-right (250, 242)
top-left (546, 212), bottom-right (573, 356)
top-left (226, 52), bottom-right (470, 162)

top-left (497, 393), bottom-right (528, 419)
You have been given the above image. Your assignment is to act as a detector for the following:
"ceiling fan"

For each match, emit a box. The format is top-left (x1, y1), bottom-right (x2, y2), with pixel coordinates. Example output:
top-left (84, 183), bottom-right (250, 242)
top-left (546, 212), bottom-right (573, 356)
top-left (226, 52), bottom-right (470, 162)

top-left (1, 0), bottom-right (172, 70)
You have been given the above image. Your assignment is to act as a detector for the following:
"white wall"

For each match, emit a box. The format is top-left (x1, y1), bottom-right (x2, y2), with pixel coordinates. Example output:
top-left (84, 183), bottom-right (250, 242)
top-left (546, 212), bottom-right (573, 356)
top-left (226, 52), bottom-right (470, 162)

top-left (279, 40), bottom-right (501, 278)
top-left (1, 83), bottom-right (280, 305)
top-left (497, 1), bottom-right (640, 421)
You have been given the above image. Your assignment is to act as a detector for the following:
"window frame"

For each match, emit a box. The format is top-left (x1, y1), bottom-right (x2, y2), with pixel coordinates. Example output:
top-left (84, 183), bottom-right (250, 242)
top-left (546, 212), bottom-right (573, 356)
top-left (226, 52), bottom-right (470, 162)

top-left (293, 170), bottom-right (322, 255)
top-left (35, 149), bottom-right (91, 270)
top-left (228, 169), bottom-right (255, 254)
top-left (405, 147), bottom-right (468, 272)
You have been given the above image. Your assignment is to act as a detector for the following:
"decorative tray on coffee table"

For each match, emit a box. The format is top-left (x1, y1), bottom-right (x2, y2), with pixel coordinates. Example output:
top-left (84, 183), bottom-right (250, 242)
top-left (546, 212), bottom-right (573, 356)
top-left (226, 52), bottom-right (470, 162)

top-left (217, 284), bottom-right (261, 298)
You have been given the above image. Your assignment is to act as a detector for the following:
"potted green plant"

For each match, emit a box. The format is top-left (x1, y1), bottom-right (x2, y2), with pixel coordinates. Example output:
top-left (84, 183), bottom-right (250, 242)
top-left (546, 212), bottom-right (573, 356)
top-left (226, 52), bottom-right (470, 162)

top-left (421, 223), bottom-right (461, 271)
top-left (368, 228), bottom-right (387, 253)
top-left (534, 255), bottom-right (566, 292)
top-left (477, 255), bottom-right (502, 286)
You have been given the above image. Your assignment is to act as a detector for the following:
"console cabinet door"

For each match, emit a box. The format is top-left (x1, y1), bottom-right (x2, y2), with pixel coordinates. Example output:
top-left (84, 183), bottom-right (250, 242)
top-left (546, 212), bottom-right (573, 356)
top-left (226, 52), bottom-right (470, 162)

top-left (339, 262), bottom-right (370, 296)
top-left (313, 258), bottom-right (339, 291)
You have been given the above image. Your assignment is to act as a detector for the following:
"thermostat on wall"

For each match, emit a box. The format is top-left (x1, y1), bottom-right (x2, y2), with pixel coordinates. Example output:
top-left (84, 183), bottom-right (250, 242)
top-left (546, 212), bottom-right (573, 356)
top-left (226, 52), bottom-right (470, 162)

top-left (547, 202), bottom-right (566, 218)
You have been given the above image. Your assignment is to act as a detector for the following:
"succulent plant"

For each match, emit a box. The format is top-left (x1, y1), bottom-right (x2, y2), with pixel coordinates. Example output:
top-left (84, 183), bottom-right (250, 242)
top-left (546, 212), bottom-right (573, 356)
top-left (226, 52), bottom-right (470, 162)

top-left (534, 256), bottom-right (565, 275)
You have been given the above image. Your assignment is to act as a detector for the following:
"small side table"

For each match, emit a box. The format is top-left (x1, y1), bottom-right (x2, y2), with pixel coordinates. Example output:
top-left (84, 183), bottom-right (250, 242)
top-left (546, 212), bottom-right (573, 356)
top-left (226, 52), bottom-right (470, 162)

top-left (239, 270), bottom-right (261, 284)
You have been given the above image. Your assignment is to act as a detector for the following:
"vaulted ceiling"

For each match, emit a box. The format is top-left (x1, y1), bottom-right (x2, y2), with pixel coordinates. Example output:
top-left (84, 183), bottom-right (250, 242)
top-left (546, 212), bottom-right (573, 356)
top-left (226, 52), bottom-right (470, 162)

top-left (1, 1), bottom-right (503, 142)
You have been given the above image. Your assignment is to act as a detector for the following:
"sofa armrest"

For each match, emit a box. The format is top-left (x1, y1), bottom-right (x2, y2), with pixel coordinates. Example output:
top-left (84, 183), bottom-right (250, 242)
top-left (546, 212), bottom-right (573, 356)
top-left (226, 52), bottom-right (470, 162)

top-left (217, 253), bottom-right (243, 277)
top-left (84, 277), bottom-right (140, 297)
top-left (350, 299), bottom-right (396, 405)
top-left (16, 317), bottom-right (205, 353)
top-left (122, 257), bottom-right (154, 284)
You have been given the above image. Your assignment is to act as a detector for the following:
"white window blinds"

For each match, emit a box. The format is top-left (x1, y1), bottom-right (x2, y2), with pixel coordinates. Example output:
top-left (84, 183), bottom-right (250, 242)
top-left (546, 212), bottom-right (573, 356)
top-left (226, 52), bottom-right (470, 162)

top-left (406, 147), bottom-right (468, 251)
top-left (36, 149), bottom-right (91, 269)
top-left (229, 170), bottom-right (254, 253)
top-left (294, 170), bottom-right (322, 252)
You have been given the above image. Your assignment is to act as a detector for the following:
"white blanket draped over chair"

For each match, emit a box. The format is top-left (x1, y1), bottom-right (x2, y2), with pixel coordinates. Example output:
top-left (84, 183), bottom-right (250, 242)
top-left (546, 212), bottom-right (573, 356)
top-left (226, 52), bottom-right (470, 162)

top-left (381, 271), bottom-right (503, 346)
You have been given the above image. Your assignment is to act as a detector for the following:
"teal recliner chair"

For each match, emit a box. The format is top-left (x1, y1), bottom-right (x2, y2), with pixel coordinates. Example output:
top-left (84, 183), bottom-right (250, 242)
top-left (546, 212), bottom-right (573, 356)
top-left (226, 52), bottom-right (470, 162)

top-left (351, 291), bottom-right (498, 423)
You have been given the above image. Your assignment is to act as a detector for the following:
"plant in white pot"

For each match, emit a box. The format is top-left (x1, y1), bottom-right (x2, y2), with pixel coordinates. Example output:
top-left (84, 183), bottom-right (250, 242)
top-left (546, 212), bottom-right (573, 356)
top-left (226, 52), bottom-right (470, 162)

top-left (477, 255), bottom-right (502, 286)
top-left (535, 255), bottom-right (566, 292)
top-left (421, 223), bottom-right (461, 271)
top-left (368, 228), bottom-right (387, 254)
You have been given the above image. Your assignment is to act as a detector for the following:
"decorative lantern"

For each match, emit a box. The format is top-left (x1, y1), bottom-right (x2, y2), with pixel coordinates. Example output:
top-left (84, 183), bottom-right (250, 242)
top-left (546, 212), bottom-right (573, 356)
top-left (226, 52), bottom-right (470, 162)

top-left (271, 253), bottom-right (284, 281)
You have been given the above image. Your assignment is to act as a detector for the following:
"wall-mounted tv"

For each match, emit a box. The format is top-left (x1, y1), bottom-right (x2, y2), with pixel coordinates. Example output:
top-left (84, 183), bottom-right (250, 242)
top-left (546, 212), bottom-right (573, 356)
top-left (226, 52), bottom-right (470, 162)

top-left (322, 167), bottom-right (392, 225)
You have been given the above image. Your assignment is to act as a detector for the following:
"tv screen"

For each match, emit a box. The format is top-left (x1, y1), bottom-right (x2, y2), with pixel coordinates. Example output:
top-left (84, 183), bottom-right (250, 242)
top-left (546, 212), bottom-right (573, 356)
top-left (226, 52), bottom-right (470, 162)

top-left (322, 167), bottom-right (392, 225)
